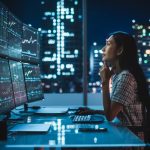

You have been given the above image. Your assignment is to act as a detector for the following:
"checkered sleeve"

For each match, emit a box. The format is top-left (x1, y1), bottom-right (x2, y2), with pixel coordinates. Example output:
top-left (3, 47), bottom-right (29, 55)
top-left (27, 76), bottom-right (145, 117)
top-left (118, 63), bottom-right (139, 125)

top-left (111, 73), bottom-right (136, 106)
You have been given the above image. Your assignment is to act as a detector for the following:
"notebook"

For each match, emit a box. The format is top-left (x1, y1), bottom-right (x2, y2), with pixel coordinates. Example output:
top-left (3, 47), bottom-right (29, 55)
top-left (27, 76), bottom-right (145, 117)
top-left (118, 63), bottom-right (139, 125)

top-left (9, 124), bottom-right (51, 133)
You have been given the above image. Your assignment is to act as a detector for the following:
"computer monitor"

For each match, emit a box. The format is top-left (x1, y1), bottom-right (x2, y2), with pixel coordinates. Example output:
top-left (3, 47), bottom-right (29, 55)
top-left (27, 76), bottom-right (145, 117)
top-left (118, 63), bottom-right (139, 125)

top-left (22, 24), bottom-right (40, 63)
top-left (7, 11), bottom-right (22, 60)
top-left (23, 63), bottom-right (44, 103)
top-left (9, 60), bottom-right (27, 107)
top-left (0, 2), bottom-right (8, 57)
top-left (0, 58), bottom-right (15, 114)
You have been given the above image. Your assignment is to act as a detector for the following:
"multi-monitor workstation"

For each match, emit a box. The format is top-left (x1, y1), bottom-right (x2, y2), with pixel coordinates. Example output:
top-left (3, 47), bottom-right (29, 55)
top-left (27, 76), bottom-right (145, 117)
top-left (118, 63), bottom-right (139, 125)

top-left (0, 2), bottom-right (44, 116)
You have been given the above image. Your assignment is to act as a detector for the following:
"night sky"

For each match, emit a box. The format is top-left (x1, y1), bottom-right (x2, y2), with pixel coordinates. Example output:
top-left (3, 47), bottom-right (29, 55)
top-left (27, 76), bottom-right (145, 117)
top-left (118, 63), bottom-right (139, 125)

top-left (1, 0), bottom-right (150, 47)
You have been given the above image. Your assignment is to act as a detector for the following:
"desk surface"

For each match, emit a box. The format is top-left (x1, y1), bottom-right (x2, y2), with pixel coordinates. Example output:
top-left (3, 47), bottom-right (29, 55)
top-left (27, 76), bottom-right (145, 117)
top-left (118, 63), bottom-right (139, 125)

top-left (0, 106), bottom-right (146, 149)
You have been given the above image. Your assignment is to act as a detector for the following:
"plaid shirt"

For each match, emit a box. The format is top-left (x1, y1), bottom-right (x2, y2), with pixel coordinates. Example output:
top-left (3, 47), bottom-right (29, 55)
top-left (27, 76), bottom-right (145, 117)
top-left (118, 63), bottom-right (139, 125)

top-left (111, 70), bottom-right (143, 126)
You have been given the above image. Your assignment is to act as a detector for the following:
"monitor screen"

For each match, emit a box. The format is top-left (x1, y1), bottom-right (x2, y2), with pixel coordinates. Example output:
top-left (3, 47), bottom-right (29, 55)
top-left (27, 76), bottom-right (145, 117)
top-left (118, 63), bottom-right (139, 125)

top-left (0, 58), bottom-right (15, 114)
top-left (9, 60), bottom-right (27, 107)
top-left (23, 63), bottom-right (44, 103)
top-left (22, 24), bottom-right (40, 63)
top-left (0, 2), bottom-right (8, 57)
top-left (7, 12), bottom-right (22, 60)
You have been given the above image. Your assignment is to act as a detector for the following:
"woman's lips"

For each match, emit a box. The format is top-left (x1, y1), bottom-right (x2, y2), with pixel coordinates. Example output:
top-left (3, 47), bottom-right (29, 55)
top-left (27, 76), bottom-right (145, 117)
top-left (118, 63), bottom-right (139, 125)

top-left (102, 54), bottom-right (106, 61)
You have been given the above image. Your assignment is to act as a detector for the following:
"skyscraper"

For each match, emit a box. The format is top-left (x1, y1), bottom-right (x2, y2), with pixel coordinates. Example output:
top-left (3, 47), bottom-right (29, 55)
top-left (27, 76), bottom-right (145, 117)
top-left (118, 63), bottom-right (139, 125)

top-left (88, 42), bottom-right (103, 93)
top-left (132, 20), bottom-right (150, 93)
top-left (40, 0), bottom-right (83, 93)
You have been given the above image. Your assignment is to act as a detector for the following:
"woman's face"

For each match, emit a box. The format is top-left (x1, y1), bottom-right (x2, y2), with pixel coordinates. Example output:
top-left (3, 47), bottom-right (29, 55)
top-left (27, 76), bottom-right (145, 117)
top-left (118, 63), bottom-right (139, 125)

top-left (102, 35), bottom-right (118, 63)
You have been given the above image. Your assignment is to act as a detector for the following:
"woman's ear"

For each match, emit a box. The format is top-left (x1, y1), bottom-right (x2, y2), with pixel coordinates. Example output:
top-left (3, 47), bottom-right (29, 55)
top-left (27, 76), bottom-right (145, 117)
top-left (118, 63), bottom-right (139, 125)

top-left (117, 48), bottom-right (123, 56)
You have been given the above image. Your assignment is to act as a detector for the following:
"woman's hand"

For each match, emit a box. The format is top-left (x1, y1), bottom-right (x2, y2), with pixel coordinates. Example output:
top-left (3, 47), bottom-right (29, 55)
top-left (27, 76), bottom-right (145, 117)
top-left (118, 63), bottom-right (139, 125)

top-left (99, 62), bottom-right (112, 84)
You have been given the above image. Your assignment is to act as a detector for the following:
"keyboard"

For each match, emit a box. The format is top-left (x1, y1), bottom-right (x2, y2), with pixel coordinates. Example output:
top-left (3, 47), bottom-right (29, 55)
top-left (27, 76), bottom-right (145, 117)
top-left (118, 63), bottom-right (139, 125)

top-left (72, 114), bottom-right (104, 124)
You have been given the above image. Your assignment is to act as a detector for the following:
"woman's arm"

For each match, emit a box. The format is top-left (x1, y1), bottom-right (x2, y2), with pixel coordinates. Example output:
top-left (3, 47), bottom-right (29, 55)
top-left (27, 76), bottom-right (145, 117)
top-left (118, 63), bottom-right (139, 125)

top-left (102, 82), bottom-right (123, 121)
top-left (100, 63), bottom-right (123, 121)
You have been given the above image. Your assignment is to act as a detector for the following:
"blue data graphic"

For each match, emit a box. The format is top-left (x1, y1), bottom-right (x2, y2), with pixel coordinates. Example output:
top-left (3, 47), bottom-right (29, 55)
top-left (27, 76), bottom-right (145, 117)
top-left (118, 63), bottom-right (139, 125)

top-left (0, 58), bottom-right (15, 114)
top-left (0, 3), bottom-right (8, 57)
top-left (9, 60), bottom-right (27, 107)
top-left (22, 24), bottom-right (40, 63)
top-left (23, 63), bottom-right (44, 102)
top-left (7, 12), bottom-right (22, 60)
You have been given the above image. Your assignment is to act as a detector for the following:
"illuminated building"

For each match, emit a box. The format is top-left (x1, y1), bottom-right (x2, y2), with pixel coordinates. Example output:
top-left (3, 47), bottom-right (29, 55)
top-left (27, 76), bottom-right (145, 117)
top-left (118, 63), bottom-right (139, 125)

top-left (40, 0), bottom-right (83, 93)
top-left (88, 42), bottom-right (103, 93)
top-left (132, 20), bottom-right (150, 93)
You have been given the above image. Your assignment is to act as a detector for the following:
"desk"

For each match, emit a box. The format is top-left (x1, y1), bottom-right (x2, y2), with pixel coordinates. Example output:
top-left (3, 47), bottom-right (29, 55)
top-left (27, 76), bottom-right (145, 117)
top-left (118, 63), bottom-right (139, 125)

top-left (0, 107), bottom-right (146, 149)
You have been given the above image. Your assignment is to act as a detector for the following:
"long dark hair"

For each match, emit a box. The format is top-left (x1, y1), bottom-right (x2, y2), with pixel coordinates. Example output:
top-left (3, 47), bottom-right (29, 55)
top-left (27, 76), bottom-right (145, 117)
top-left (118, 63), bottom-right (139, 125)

top-left (110, 31), bottom-right (150, 108)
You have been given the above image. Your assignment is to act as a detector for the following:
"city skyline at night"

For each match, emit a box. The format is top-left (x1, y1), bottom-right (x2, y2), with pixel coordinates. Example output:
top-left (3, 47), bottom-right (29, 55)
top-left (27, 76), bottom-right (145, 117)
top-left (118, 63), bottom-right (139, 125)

top-left (1, 0), bottom-right (150, 45)
top-left (88, 42), bottom-right (103, 93)
top-left (1, 0), bottom-right (150, 93)
top-left (40, 0), bottom-right (83, 93)
top-left (132, 20), bottom-right (150, 92)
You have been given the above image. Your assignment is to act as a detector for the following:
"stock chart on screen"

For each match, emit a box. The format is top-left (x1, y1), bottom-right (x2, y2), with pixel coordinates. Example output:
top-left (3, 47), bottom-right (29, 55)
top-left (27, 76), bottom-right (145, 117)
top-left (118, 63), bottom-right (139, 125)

top-left (22, 24), bottom-right (40, 63)
top-left (0, 58), bottom-right (15, 114)
top-left (23, 63), bottom-right (44, 103)
top-left (0, 2), bottom-right (8, 57)
top-left (7, 12), bottom-right (22, 60)
top-left (9, 60), bottom-right (27, 107)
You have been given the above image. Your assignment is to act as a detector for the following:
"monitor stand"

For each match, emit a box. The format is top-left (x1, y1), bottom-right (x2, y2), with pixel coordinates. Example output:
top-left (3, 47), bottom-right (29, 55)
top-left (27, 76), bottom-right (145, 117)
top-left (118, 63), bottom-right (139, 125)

top-left (19, 103), bottom-right (38, 114)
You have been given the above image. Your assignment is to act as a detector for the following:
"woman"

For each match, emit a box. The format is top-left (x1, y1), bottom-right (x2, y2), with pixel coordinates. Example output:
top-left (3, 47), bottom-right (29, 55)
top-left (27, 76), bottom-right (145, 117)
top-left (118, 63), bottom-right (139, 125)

top-left (100, 31), bottom-right (149, 140)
